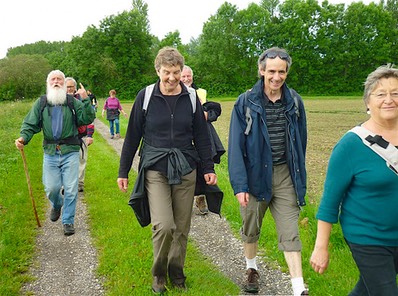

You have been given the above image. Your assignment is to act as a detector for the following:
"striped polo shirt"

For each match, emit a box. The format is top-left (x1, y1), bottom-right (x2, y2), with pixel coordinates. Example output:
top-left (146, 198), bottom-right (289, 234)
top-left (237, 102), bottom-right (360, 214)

top-left (263, 92), bottom-right (287, 165)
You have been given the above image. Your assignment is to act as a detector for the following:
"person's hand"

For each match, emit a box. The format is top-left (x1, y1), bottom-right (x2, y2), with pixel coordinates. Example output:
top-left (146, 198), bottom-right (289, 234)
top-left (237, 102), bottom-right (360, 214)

top-left (76, 83), bottom-right (88, 99)
top-left (123, 112), bottom-right (128, 118)
top-left (101, 111), bottom-right (105, 118)
top-left (204, 173), bottom-right (217, 185)
top-left (236, 192), bottom-right (249, 207)
top-left (15, 137), bottom-right (25, 150)
top-left (117, 178), bottom-right (129, 192)
top-left (86, 137), bottom-right (94, 146)
top-left (310, 247), bottom-right (330, 274)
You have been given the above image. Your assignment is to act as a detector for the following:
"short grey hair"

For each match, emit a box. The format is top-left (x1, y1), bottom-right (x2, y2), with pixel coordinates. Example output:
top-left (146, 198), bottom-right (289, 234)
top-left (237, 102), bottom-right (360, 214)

top-left (183, 65), bottom-right (193, 76)
top-left (363, 63), bottom-right (398, 104)
top-left (258, 47), bottom-right (292, 76)
top-left (65, 77), bottom-right (77, 87)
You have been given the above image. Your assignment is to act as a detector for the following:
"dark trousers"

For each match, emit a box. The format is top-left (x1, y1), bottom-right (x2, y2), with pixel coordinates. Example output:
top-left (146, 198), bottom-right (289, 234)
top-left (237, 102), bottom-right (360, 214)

top-left (347, 241), bottom-right (398, 296)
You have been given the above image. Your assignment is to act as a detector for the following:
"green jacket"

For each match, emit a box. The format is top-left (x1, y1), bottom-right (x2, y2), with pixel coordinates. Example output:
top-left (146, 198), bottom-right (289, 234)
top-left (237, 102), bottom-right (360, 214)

top-left (20, 95), bottom-right (96, 155)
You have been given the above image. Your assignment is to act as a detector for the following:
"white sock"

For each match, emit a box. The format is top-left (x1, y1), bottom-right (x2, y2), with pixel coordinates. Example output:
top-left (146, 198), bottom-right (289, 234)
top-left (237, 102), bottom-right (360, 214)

top-left (291, 277), bottom-right (306, 296)
top-left (245, 257), bottom-right (257, 270)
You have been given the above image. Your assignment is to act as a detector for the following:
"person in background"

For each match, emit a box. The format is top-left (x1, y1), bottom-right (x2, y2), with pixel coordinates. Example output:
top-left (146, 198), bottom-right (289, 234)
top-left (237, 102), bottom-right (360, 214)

top-left (181, 65), bottom-right (207, 104)
top-left (310, 64), bottom-right (398, 295)
top-left (117, 47), bottom-right (217, 294)
top-left (15, 70), bottom-right (95, 236)
top-left (181, 65), bottom-right (225, 215)
top-left (102, 89), bottom-right (127, 139)
top-left (65, 77), bottom-right (95, 193)
top-left (87, 89), bottom-right (98, 112)
top-left (228, 47), bottom-right (308, 295)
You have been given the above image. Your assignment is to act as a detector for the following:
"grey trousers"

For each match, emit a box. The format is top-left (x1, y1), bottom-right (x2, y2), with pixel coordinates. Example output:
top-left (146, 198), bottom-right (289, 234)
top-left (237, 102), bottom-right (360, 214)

top-left (145, 169), bottom-right (196, 283)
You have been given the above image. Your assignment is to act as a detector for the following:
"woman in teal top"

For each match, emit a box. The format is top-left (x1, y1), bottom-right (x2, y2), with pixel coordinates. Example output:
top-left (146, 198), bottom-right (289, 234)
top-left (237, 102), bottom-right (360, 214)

top-left (310, 64), bottom-right (398, 296)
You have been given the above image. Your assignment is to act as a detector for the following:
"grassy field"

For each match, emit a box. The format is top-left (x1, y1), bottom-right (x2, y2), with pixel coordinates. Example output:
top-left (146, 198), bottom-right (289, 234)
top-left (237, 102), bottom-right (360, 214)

top-left (1, 96), bottom-right (368, 295)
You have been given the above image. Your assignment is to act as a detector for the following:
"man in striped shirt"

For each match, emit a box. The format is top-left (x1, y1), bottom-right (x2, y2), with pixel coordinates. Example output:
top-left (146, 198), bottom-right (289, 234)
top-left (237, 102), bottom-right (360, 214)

top-left (228, 47), bottom-right (308, 295)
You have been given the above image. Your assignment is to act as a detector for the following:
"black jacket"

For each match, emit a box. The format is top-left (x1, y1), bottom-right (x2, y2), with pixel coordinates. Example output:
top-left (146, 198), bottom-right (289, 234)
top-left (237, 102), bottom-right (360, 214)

top-left (119, 80), bottom-right (214, 179)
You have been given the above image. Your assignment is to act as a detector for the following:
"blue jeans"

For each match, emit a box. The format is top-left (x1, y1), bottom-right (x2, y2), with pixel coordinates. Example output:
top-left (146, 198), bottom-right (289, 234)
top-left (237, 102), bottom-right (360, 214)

top-left (109, 118), bottom-right (120, 135)
top-left (43, 151), bottom-right (79, 224)
top-left (347, 241), bottom-right (398, 296)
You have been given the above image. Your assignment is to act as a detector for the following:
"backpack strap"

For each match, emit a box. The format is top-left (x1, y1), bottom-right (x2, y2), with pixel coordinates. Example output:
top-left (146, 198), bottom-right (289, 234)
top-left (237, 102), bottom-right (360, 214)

top-left (143, 84), bottom-right (155, 113)
top-left (143, 83), bottom-right (196, 113)
top-left (66, 94), bottom-right (78, 128)
top-left (39, 95), bottom-right (48, 128)
top-left (187, 87), bottom-right (197, 113)
top-left (350, 126), bottom-right (398, 175)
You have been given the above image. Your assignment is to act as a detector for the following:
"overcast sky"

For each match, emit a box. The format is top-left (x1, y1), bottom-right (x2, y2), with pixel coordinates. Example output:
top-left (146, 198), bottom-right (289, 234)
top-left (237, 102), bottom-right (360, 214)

top-left (0, 0), bottom-right (375, 59)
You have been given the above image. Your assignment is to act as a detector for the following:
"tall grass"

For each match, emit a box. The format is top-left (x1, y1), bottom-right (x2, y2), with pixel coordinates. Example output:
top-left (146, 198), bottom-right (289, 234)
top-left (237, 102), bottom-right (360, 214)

top-left (2, 97), bottom-right (369, 295)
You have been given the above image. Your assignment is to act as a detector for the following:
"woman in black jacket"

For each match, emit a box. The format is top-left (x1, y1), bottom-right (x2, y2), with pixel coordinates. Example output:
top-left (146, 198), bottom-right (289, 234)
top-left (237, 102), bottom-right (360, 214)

top-left (117, 47), bottom-right (217, 294)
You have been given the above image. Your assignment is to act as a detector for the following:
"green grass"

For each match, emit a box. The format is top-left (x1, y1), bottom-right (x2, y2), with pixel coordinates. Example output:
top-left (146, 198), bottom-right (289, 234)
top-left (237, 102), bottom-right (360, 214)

top-left (0, 100), bottom-right (47, 295)
top-left (1, 96), bottom-right (369, 295)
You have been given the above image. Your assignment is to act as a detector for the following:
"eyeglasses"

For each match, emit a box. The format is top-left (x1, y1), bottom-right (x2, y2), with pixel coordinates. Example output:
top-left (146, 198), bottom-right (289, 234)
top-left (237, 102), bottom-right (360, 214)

top-left (371, 92), bottom-right (398, 99)
top-left (261, 50), bottom-right (290, 61)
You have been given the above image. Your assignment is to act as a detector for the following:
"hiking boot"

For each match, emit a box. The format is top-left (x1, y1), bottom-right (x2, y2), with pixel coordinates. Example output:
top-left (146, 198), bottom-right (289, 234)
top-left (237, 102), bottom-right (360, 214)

top-left (115, 133), bottom-right (121, 139)
top-left (301, 290), bottom-right (309, 295)
top-left (50, 207), bottom-right (61, 222)
top-left (195, 195), bottom-right (208, 215)
top-left (243, 268), bottom-right (259, 293)
top-left (110, 134), bottom-right (114, 139)
top-left (152, 276), bottom-right (166, 294)
top-left (63, 224), bottom-right (75, 236)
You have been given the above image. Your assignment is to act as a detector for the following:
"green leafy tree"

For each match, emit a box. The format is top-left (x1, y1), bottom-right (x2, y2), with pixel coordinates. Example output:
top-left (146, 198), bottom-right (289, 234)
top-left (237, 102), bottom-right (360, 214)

top-left (340, 2), bottom-right (396, 93)
top-left (0, 54), bottom-right (51, 101)
top-left (63, 0), bottom-right (154, 99)
top-left (194, 3), bottom-right (247, 96)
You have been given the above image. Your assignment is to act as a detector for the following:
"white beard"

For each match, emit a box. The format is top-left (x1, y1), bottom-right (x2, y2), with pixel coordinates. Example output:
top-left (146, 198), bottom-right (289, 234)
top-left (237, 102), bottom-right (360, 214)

top-left (46, 85), bottom-right (67, 105)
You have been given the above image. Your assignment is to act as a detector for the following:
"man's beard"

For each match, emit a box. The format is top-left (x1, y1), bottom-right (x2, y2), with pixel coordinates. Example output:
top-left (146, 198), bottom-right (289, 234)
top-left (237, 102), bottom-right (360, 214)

top-left (47, 85), bottom-right (67, 105)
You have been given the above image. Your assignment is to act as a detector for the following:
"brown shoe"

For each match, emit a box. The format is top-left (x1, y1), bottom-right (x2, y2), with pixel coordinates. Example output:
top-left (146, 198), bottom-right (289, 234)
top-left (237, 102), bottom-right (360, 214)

top-left (152, 276), bottom-right (166, 294)
top-left (195, 195), bottom-right (208, 214)
top-left (243, 268), bottom-right (259, 293)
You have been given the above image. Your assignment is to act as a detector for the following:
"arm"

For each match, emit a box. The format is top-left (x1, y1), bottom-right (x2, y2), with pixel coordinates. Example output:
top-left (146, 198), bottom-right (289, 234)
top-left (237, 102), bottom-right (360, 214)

top-left (86, 124), bottom-right (95, 146)
top-left (102, 99), bottom-right (108, 117)
top-left (76, 97), bottom-right (95, 126)
top-left (118, 100), bottom-right (128, 118)
top-left (117, 90), bottom-right (145, 190)
top-left (16, 99), bottom-right (42, 148)
top-left (310, 220), bottom-right (332, 274)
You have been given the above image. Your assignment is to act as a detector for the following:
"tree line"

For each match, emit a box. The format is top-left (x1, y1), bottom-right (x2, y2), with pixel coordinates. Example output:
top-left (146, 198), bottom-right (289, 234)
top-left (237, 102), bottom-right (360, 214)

top-left (0, 0), bottom-right (397, 101)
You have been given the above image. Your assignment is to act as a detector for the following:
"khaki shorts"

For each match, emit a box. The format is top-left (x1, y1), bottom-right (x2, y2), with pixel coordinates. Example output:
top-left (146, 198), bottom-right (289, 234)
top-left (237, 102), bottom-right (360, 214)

top-left (240, 164), bottom-right (302, 252)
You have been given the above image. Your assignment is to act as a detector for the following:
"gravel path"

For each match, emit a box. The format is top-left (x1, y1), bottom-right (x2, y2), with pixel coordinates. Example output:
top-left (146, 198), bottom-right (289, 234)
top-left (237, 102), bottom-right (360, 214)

top-left (21, 118), bottom-right (292, 296)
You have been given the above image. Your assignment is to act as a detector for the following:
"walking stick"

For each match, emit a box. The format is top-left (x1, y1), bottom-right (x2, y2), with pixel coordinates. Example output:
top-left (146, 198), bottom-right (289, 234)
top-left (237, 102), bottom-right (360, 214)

top-left (20, 149), bottom-right (41, 227)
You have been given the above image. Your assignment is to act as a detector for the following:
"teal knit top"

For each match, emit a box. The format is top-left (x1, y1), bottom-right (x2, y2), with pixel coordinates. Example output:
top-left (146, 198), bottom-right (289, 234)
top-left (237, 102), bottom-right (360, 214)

top-left (316, 131), bottom-right (398, 246)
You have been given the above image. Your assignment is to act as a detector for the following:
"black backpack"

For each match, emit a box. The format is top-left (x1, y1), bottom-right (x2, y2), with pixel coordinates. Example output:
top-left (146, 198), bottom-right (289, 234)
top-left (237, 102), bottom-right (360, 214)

top-left (38, 94), bottom-right (81, 146)
top-left (39, 94), bottom-right (78, 128)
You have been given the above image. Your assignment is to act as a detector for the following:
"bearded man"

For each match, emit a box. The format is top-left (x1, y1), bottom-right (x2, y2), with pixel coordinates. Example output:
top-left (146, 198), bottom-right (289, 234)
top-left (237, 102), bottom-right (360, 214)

top-left (15, 70), bottom-right (95, 236)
